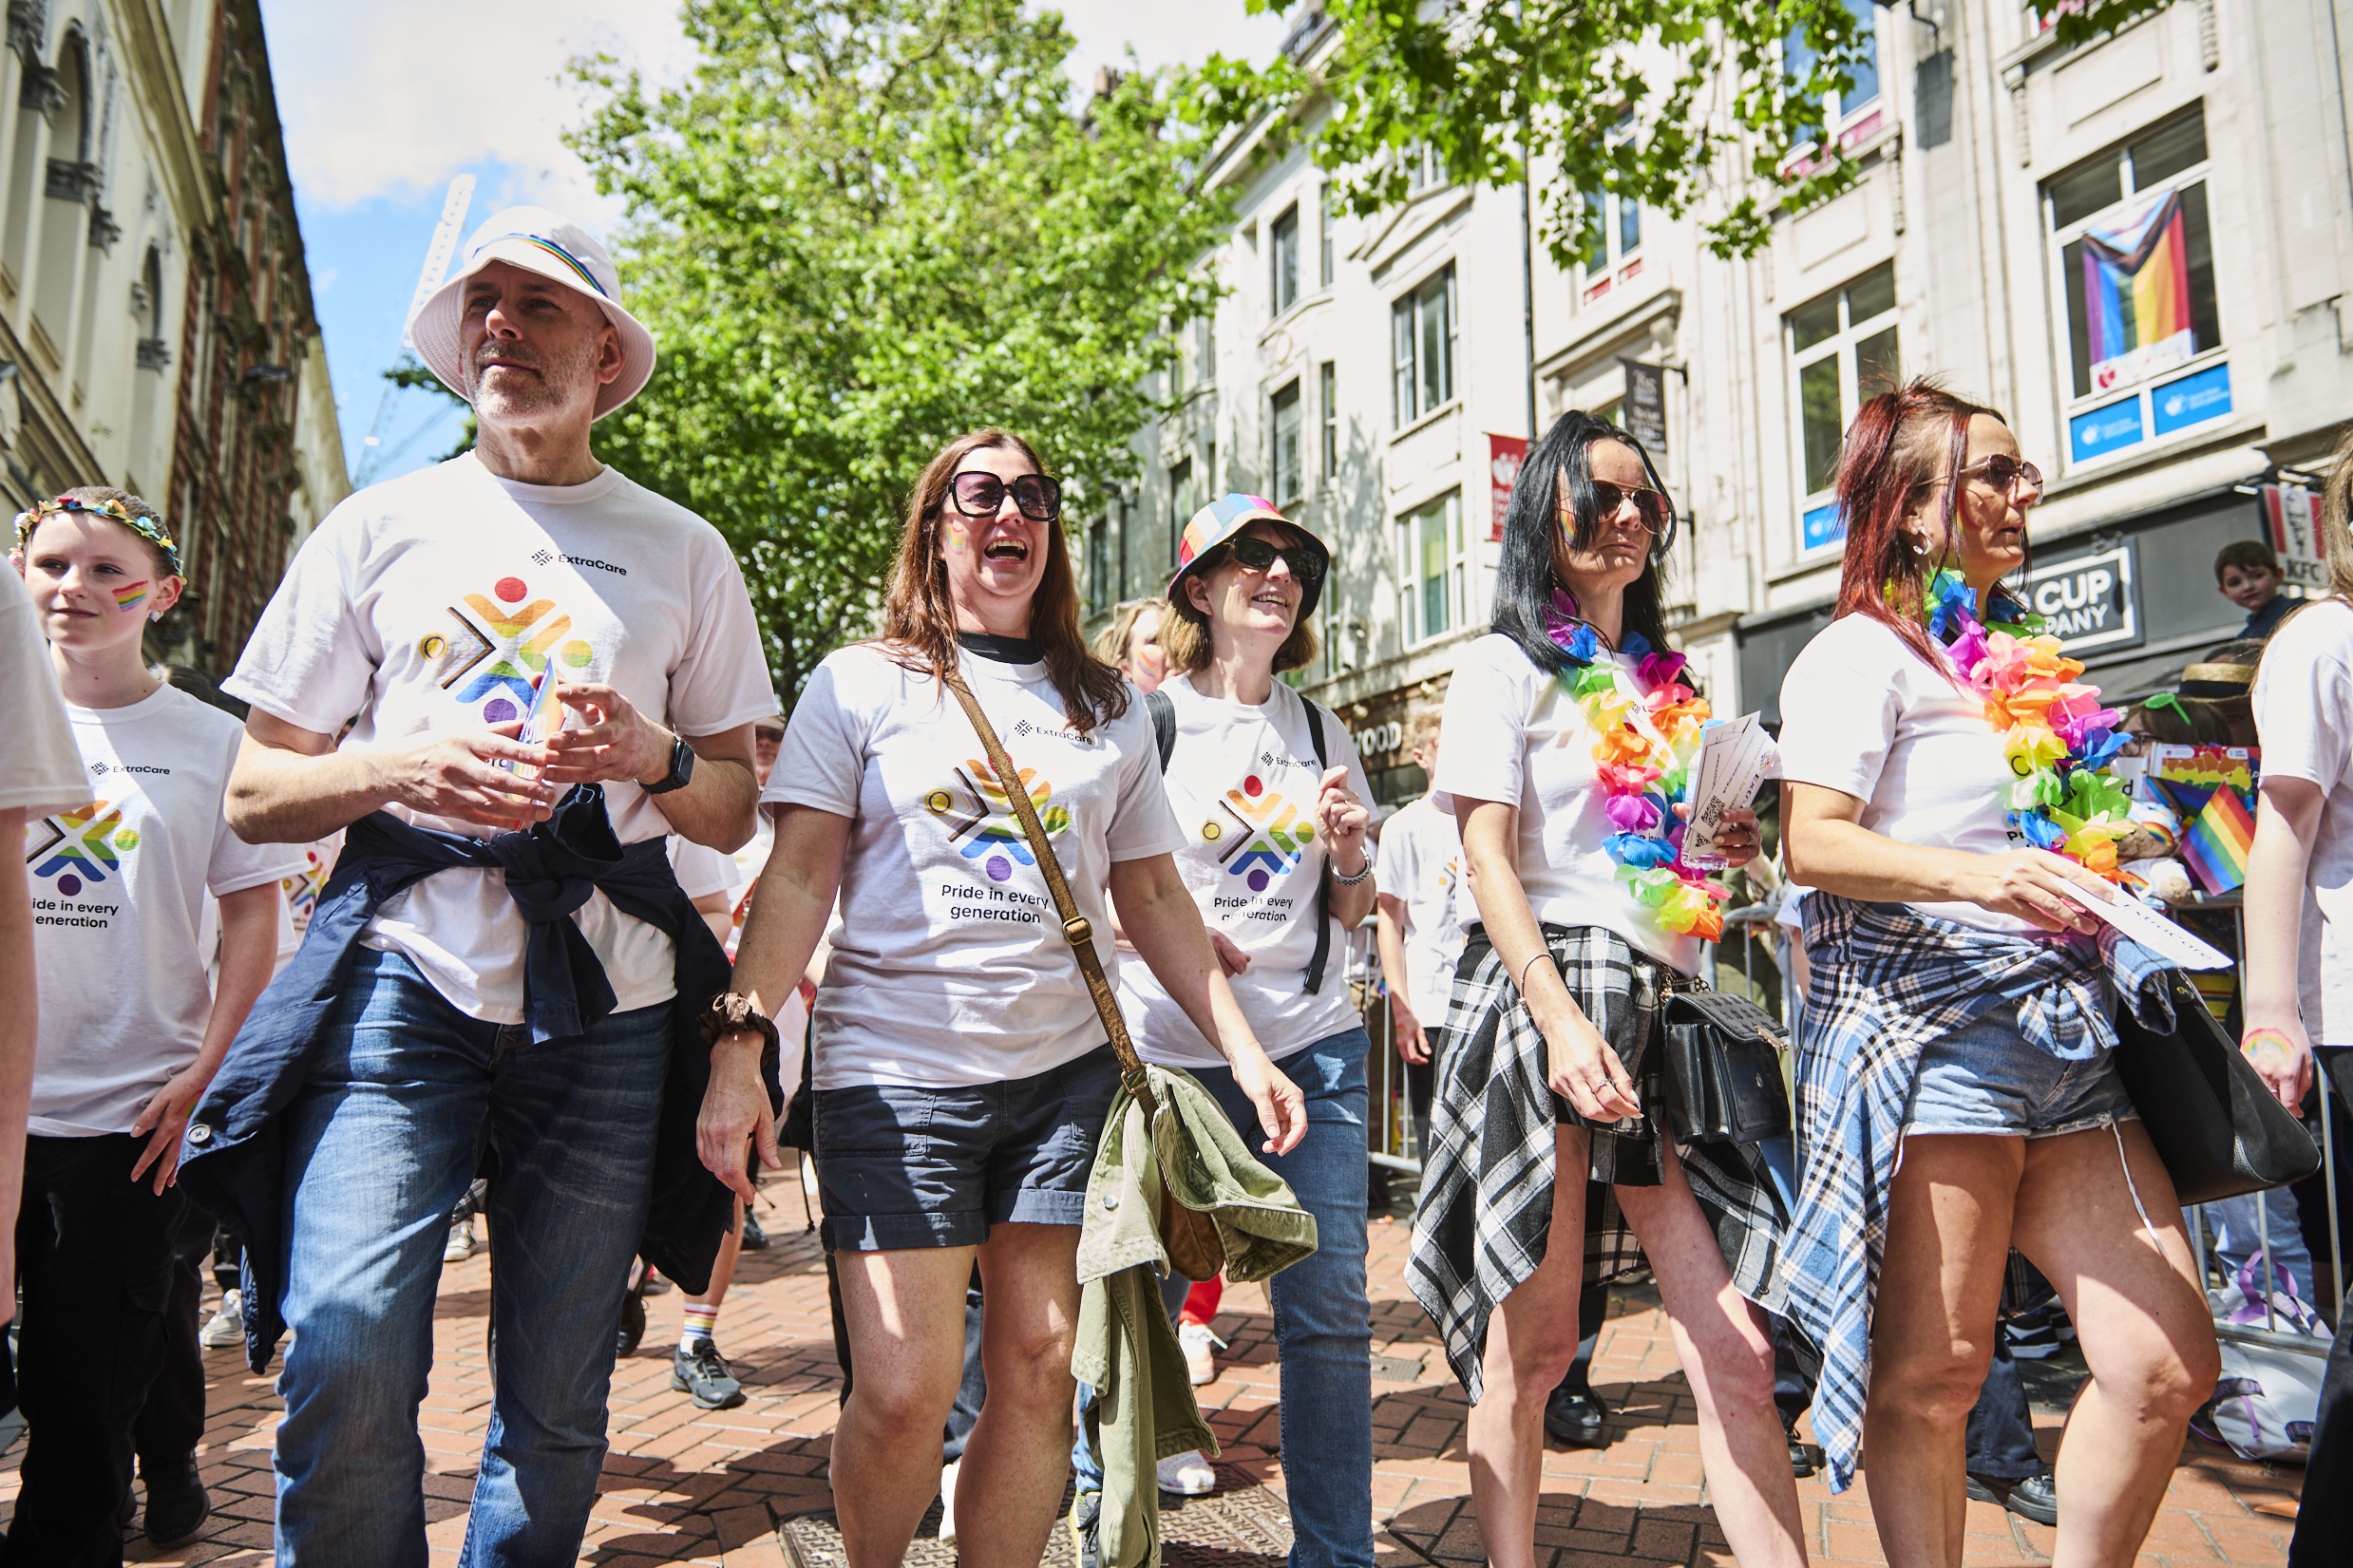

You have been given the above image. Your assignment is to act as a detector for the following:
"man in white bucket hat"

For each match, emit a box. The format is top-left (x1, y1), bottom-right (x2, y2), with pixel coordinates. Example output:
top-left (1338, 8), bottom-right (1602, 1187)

top-left (181, 207), bottom-right (774, 1566)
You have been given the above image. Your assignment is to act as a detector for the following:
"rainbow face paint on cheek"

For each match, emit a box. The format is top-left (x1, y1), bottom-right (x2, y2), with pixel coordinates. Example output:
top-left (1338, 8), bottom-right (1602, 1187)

top-left (943, 520), bottom-right (972, 556)
top-left (112, 581), bottom-right (150, 613)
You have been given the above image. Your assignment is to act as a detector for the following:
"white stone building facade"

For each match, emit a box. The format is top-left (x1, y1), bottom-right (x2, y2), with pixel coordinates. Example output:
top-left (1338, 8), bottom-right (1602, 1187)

top-left (1083, 0), bottom-right (2353, 802)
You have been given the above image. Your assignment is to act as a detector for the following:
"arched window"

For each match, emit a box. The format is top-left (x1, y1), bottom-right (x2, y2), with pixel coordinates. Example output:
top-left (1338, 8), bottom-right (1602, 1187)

top-left (63, 30), bottom-right (88, 163)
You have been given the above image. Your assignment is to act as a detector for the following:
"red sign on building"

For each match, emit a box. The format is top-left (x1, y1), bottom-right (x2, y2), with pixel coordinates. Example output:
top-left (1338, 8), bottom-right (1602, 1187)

top-left (1488, 433), bottom-right (1528, 541)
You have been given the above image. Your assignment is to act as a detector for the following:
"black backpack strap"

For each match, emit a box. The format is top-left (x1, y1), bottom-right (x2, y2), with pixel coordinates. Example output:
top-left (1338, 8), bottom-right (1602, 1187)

top-left (1145, 689), bottom-right (1177, 772)
top-left (1303, 700), bottom-right (1333, 994)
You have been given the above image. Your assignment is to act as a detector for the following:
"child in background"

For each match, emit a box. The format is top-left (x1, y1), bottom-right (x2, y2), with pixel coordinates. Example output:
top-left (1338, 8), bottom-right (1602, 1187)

top-left (2215, 538), bottom-right (2294, 640)
top-left (9, 490), bottom-right (304, 1556)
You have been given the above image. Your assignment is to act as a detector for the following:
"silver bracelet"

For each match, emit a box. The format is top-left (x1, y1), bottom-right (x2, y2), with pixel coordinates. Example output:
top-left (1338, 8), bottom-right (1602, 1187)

top-left (1518, 949), bottom-right (1555, 993)
top-left (1329, 858), bottom-right (1373, 887)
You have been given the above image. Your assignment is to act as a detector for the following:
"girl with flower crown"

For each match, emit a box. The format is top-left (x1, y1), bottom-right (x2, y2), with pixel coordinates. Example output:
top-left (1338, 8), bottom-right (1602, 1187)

top-left (1775, 380), bottom-right (2217, 1566)
top-left (1407, 411), bottom-right (1805, 1568)
top-left (9, 489), bottom-right (303, 1557)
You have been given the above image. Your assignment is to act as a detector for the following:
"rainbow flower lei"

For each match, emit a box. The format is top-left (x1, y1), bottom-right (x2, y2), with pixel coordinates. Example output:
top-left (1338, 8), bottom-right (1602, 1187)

top-left (1918, 569), bottom-right (2135, 879)
top-left (1548, 591), bottom-right (1729, 941)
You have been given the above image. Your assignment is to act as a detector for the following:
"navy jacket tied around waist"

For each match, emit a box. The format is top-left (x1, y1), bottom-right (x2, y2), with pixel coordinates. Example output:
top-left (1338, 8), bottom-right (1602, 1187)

top-left (177, 784), bottom-right (753, 1370)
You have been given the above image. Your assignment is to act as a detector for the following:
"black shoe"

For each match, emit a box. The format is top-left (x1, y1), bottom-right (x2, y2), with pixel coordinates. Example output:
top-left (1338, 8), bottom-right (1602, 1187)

top-left (1069, 1489), bottom-right (1102, 1568)
top-left (1787, 1435), bottom-right (1824, 1478)
top-left (1542, 1385), bottom-right (1610, 1448)
top-left (672, 1338), bottom-right (747, 1409)
top-left (142, 1454), bottom-right (210, 1545)
top-left (740, 1209), bottom-right (769, 1251)
top-left (617, 1287), bottom-right (647, 1359)
top-left (1966, 1469), bottom-right (2059, 1527)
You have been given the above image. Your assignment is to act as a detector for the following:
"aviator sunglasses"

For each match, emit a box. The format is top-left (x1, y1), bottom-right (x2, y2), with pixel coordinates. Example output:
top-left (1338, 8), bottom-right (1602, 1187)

top-left (1572, 481), bottom-right (1674, 534)
top-left (1218, 535), bottom-right (1325, 587)
top-left (949, 471), bottom-right (1063, 521)
top-left (1958, 455), bottom-right (2043, 498)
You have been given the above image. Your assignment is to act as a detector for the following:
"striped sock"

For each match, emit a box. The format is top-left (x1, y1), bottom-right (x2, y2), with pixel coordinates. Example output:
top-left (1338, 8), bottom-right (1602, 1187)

top-left (681, 1303), bottom-right (721, 1349)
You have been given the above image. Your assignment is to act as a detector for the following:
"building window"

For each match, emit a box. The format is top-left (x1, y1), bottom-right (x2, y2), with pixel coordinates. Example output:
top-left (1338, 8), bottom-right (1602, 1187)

top-left (1393, 264), bottom-right (1456, 426)
top-left (1197, 309), bottom-right (1216, 387)
top-left (1787, 261), bottom-right (1900, 550)
top-left (1169, 318), bottom-right (1187, 400)
top-left (1169, 457), bottom-right (1197, 567)
top-left (1089, 514), bottom-right (1111, 614)
top-left (1319, 187), bottom-right (1336, 288)
top-left (1401, 490), bottom-right (1466, 645)
top-left (1271, 380), bottom-right (1303, 505)
top-left (1270, 204), bottom-right (1300, 316)
top-left (1319, 361), bottom-right (1338, 480)
top-left (1786, 0), bottom-right (1882, 129)
top-left (1580, 189), bottom-right (1643, 275)
top-left (2047, 106), bottom-right (2227, 465)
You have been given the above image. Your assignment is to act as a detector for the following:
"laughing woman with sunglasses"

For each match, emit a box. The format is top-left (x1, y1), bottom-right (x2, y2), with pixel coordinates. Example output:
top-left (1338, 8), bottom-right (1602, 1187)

top-left (1775, 381), bottom-right (2215, 1566)
top-left (695, 432), bottom-right (1306, 1568)
top-left (1407, 412), bottom-right (1803, 1568)
top-left (1089, 494), bottom-right (1379, 1568)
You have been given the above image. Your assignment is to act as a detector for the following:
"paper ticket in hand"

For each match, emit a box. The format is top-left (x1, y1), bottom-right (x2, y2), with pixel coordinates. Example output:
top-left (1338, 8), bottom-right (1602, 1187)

top-left (2080, 882), bottom-right (2232, 970)
top-left (1680, 715), bottom-right (1781, 871)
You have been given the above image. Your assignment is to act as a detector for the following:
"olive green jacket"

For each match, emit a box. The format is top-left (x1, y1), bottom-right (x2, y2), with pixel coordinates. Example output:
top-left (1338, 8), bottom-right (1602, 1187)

top-left (1073, 1064), bottom-right (1318, 1568)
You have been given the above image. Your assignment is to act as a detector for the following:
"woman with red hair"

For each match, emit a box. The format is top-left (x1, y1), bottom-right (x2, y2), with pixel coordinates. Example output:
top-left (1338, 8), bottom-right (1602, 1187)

top-left (1774, 380), bottom-right (2217, 1565)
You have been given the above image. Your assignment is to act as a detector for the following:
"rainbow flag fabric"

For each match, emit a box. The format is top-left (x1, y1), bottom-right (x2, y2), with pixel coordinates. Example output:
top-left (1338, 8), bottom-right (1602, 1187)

top-left (2180, 784), bottom-right (2255, 895)
top-left (2082, 188), bottom-right (2192, 390)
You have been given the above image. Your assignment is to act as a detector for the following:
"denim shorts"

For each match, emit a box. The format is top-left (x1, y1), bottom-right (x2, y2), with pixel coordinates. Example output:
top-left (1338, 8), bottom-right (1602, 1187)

top-left (812, 1042), bottom-right (1121, 1251)
top-left (1903, 1000), bottom-right (2136, 1139)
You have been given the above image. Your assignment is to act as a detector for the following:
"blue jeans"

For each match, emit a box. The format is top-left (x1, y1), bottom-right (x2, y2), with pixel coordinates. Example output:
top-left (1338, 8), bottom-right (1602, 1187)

top-left (1075, 1027), bottom-right (1374, 1568)
top-left (272, 948), bottom-right (670, 1568)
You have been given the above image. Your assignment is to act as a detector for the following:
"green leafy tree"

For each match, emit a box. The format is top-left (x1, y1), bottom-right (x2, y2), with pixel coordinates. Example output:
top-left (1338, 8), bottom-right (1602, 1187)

top-left (1196, 0), bottom-right (2172, 264)
top-left (569, 0), bottom-right (1228, 698)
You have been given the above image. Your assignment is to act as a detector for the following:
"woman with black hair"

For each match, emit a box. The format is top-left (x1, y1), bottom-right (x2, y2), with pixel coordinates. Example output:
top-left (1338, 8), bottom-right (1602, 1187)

top-left (1407, 413), bottom-right (1804, 1568)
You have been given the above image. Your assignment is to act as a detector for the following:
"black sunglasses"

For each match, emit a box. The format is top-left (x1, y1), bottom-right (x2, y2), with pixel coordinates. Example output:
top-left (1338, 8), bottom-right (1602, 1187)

top-left (1958, 456), bottom-right (2043, 497)
top-left (1216, 535), bottom-right (1324, 587)
top-left (948, 471), bottom-right (1061, 522)
top-left (1574, 481), bottom-right (1673, 534)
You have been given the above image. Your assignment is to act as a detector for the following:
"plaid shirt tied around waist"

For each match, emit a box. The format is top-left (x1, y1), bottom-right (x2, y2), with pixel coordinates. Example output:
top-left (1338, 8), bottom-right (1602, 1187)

top-left (1407, 922), bottom-right (1789, 1404)
top-left (1774, 894), bottom-right (2174, 1491)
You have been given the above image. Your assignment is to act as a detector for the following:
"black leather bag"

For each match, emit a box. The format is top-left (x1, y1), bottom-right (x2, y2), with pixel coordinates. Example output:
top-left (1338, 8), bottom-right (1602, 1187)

top-left (2110, 969), bottom-right (2321, 1205)
top-left (1661, 986), bottom-right (1794, 1144)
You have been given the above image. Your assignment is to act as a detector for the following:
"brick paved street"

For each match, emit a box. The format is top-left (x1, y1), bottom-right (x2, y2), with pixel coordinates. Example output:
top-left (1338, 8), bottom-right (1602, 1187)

top-left (0, 1179), bottom-right (2306, 1565)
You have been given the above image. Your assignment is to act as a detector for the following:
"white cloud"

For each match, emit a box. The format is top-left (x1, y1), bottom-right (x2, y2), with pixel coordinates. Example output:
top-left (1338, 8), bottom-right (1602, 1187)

top-left (258, 1), bottom-right (1288, 217)
top-left (257, 0), bottom-right (693, 215)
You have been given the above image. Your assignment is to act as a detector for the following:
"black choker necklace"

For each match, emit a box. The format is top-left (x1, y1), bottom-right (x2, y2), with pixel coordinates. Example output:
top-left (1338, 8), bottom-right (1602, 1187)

top-left (958, 631), bottom-right (1043, 664)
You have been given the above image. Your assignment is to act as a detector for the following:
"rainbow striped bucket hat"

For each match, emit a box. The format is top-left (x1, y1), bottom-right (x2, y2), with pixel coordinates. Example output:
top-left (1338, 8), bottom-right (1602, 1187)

top-left (1167, 493), bottom-right (1331, 619)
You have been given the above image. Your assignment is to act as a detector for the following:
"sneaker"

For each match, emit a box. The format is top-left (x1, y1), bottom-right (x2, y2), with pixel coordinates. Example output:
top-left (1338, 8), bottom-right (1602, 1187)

top-left (1068, 1489), bottom-right (1102, 1568)
top-left (1156, 1448), bottom-right (1215, 1496)
top-left (938, 1459), bottom-right (961, 1542)
top-left (1967, 1469), bottom-right (2059, 1527)
top-left (199, 1289), bottom-right (242, 1350)
top-left (1177, 1321), bottom-right (1221, 1387)
top-left (1541, 1385), bottom-right (1610, 1448)
top-left (1787, 1434), bottom-right (1825, 1477)
top-left (443, 1218), bottom-right (477, 1263)
top-left (2003, 1303), bottom-right (2076, 1361)
top-left (740, 1209), bottom-right (769, 1251)
top-left (142, 1453), bottom-right (210, 1546)
top-left (672, 1338), bottom-right (746, 1409)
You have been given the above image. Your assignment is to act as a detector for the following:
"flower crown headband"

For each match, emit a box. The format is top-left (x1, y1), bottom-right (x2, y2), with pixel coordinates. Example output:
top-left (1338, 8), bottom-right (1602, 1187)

top-left (12, 494), bottom-right (180, 576)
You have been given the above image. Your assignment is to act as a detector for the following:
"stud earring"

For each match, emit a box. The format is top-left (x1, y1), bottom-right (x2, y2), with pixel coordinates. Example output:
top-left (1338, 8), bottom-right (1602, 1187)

top-left (149, 610), bottom-right (161, 623)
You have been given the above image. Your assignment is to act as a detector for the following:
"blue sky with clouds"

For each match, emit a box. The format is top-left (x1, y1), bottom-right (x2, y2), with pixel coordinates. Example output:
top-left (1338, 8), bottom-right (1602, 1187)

top-left (260, 1), bottom-right (1291, 490)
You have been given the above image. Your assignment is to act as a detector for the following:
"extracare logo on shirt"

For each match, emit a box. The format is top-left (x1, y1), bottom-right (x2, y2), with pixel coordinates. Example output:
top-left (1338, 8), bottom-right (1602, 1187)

top-left (413, 572), bottom-right (602, 724)
top-left (25, 799), bottom-right (139, 897)
top-left (1201, 772), bottom-right (1316, 893)
top-left (923, 757), bottom-right (1072, 883)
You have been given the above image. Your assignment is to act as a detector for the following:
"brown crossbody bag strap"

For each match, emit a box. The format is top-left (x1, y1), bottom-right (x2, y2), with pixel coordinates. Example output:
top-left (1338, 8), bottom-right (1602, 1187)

top-left (939, 668), bottom-right (1158, 1116)
top-left (940, 665), bottom-right (1226, 1280)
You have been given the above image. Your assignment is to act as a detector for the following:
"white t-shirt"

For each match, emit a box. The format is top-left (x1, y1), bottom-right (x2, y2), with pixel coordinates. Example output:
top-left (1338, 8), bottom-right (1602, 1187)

top-left (769, 643), bottom-right (1183, 1090)
top-left (1376, 792), bottom-right (1472, 1021)
top-left (1776, 614), bottom-right (2038, 936)
top-left (27, 686), bottom-right (305, 1136)
top-left (2251, 599), bottom-right (2353, 1046)
top-left (1118, 673), bottom-right (1369, 1067)
top-left (669, 838), bottom-right (741, 902)
top-left (1433, 633), bottom-right (1701, 973)
top-left (224, 453), bottom-right (774, 1024)
top-left (0, 567), bottom-right (89, 821)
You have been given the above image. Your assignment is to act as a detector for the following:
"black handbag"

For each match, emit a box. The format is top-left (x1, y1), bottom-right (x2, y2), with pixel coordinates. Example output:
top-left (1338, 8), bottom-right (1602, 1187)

top-left (1661, 985), bottom-right (1794, 1144)
top-left (2110, 969), bottom-right (2320, 1205)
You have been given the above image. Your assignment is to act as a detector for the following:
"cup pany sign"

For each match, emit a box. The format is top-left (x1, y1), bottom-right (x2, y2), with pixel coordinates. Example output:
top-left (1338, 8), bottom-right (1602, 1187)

top-left (2022, 543), bottom-right (2142, 654)
top-left (1488, 433), bottom-right (1528, 542)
